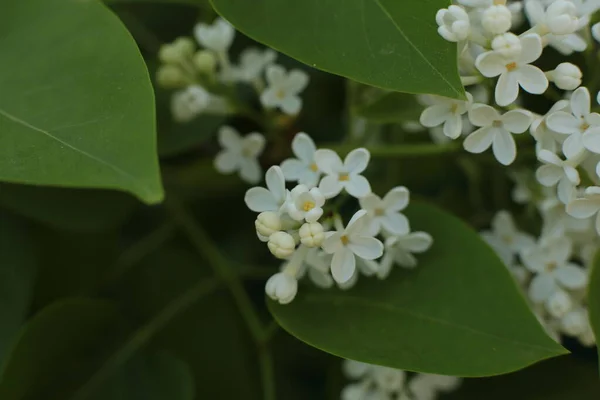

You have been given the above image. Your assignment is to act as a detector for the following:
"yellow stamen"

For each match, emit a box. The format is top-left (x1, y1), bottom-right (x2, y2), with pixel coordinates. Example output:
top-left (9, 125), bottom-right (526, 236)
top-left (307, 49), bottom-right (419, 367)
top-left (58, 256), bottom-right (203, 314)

top-left (505, 62), bottom-right (517, 71)
top-left (302, 201), bottom-right (315, 212)
top-left (375, 208), bottom-right (384, 216)
top-left (339, 174), bottom-right (350, 181)
top-left (310, 163), bottom-right (318, 172)
top-left (341, 235), bottom-right (349, 245)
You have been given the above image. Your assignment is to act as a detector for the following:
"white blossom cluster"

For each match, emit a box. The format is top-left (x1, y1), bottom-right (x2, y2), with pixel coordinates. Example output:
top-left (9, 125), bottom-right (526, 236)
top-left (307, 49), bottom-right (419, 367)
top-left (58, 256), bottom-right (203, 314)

top-left (243, 133), bottom-right (433, 304)
top-left (156, 17), bottom-right (308, 123)
top-left (341, 360), bottom-right (461, 400)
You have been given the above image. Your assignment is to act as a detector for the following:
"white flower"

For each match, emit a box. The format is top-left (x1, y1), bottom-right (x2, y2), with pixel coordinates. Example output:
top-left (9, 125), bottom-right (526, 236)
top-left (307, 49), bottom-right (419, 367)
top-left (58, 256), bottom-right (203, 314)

top-left (321, 211), bottom-right (384, 283)
top-left (436, 5), bottom-right (471, 42)
top-left (268, 231), bottom-right (296, 259)
top-left (299, 222), bottom-right (325, 247)
top-left (480, 210), bottom-right (535, 263)
top-left (561, 307), bottom-right (596, 345)
top-left (384, 230), bottom-right (433, 271)
top-left (194, 17), bottom-right (235, 53)
top-left (521, 236), bottom-right (588, 303)
top-left (260, 65), bottom-right (309, 115)
top-left (525, 0), bottom-right (580, 36)
top-left (305, 248), bottom-right (335, 288)
top-left (287, 185), bottom-right (325, 222)
top-left (593, 22), bottom-right (600, 42)
top-left (419, 93), bottom-right (473, 139)
top-left (280, 133), bottom-right (321, 187)
top-left (359, 187), bottom-right (410, 236)
top-left (408, 374), bottom-right (462, 400)
top-left (372, 366), bottom-right (406, 394)
top-left (566, 186), bottom-right (600, 234)
top-left (481, 4), bottom-right (512, 34)
top-left (265, 271), bottom-right (297, 304)
top-left (245, 166), bottom-right (287, 212)
top-left (508, 170), bottom-right (534, 204)
top-left (236, 47), bottom-right (277, 83)
top-left (546, 86), bottom-right (600, 159)
top-left (548, 63), bottom-right (582, 90)
top-left (544, 289), bottom-right (573, 318)
top-left (464, 105), bottom-right (532, 165)
top-left (171, 85), bottom-right (211, 122)
top-left (535, 149), bottom-right (580, 204)
top-left (530, 99), bottom-right (570, 154)
top-left (214, 126), bottom-right (265, 183)
top-left (475, 33), bottom-right (548, 106)
top-left (491, 33), bottom-right (522, 58)
top-left (255, 212), bottom-right (281, 241)
top-left (315, 148), bottom-right (371, 198)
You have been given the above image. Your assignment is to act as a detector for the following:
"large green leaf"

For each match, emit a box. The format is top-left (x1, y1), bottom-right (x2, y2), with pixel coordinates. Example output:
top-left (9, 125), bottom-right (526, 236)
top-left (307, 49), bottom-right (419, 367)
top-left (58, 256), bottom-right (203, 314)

top-left (588, 251), bottom-right (600, 372)
top-left (269, 201), bottom-right (567, 377)
top-left (0, 0), bottom-right (163, 204)
top-left (0, 213), bottom-right (37, 370)
top-left (211, 0), bottom-right (464, 98)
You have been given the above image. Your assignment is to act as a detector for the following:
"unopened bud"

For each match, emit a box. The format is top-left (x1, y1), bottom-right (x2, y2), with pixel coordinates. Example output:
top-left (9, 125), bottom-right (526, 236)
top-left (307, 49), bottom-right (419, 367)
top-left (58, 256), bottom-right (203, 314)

top-left (481, 5), bottom-right (512, 35)
top-left (193, 50), bottom-right (218, 74)
top-left (551, 63), bottom-right (582, 90)
top-left (491, 33), bottom-right (521, 58)
top-left (267, 231), bottom-right (296, 259)
top-left (255, 212), bottom-right (282, 240)
top-left (156, 65), bottom-right (187, 89)
top-left (299, 222), bottom-right (325, 247)
top-left (265, 272), bottom-right (298, 304)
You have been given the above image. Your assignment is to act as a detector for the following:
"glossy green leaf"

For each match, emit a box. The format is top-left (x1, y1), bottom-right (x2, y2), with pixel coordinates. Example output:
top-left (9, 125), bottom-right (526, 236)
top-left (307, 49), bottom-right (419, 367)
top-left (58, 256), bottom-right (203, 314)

top-left (269, 200), bottom-right (567, 377)
top-left (0, 184), bottom-right (137, 232)
top-left (0, 213), bottom-right (37, 370)
top-left (211, 0), bottom-right (464, 98)
top-left (356, 92), bottom-right (423, 123)
top-left (588, 251), bottom-right (600, 373)
top-left (0, 0), bottom-right (163, 204)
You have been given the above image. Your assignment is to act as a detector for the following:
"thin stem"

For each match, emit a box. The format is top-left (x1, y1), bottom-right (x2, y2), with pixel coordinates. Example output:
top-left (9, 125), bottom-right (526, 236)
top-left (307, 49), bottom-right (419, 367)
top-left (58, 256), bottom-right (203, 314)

top-left (258, 346), bottom-right (276, 400)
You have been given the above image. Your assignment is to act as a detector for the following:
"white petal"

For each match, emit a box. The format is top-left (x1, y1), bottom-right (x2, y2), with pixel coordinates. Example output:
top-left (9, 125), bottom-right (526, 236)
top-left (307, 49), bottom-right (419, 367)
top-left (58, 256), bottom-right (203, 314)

top-left (537, 149), bottom-right (562, 166)
top-left (265, 165), bottom-right (286, 203)
top-left (401, 232), bottom-right (433, 252)
top-left (548, 237), bottom-right (572, 265)
top-left (344, 148), bottom-right (370, 174)
top-left (292, 132), bottom-right (317, 162)
top-left (319, 175), bottom-right (343, 199)
top-left (524, 0), bottom-right (545, 25)
top-left (381, 213), bottom-right (410, 235)
top-left (346, 210), bottom-right (368, 236)
top-left (570, 87), bottom-right (590, 118)
top-left (555, 264), bottom-right (587, 289)
top-left (286, 70), bottom-right (309, 93)
top-left (502, 109), bottom-right (531, 133)
top-left (516, 65), bottom-right (548, 95)
top-left (492, 129), bottom-right (516, 165)
top-left (214, 150), bottom-right (239, 174)
top-left (348, 237), bottom-right (384, 260)
top-left (280, 159), bottom-right (306, 181)
top-left (331, 248), bottom-right (356, 284)
top-left (218, 126), bottom-right (241, 150)
top-left (582, 128), bottom-right (600, 153)
top-left (239, 158), bottom-right (262, 184)
top-left (420, 105), bottom-right (450, 127)
top-left (557, 177), bottom-right (575, 204)
top-left (280, 96), bottom-right (302, 115)
top-left (463, 127), bottom-right (494, 154)
top-left (496, 72), bottom-right (520, 107)
top-left (382, 186), bottom-right (410, 212)
top-left (322, 232), bottom-right (343, 254)
top-left (265, 64), bottom-right (286, 86)
top-left (475, 52), bottom-right (505, 77)
top-left (242, 133), bottom-right (266, 157)
top-left (259, 88), bottom-right (280, 108)
top-left (536, 165), bottom-right (562, 186)
top-left (244, 187), bottom-right (278, 212)
top-left (528, 274), bottom-right (558, 303)
top-left (567, 198), bottom-right (600, 218)
top-left (305, 208), bottom-right (323, 223)
top-left (491, 210), bottom-right (516, 237)
top-left (344, 175), bottom-right (371, 198)
top-left (359, 193), bottom-right (382, 211)
top-left (546, 112), bottom-right (579, 134)
top-left (314, 149), bottom-right (343, 174)
top-left (443, 114), bottom-right (463, 139)
top-left (562, 132), bottom-right (585, 159)
top-left (519, 34), bottom-right (543, 64)
top-left (469, 104), bottom-right (500, 127)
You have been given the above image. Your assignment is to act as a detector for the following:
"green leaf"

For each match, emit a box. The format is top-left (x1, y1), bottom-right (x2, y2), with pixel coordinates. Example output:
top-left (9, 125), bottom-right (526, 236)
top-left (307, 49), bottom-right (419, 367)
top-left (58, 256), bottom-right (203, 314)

top-left (0, 0), bottom-right (163, 204)
top-left (0, 213), bottom-right (37, 369)
top-left (356, 92), bottom-right (423, 123)
top-left (0, 184), bottom-right (137, 232)
top-left (269, 200), bottom-right (567, 377)
top-left (588, 251), bottom-right (600, 373)
top-left (211, 0), bottom-right (464, 98)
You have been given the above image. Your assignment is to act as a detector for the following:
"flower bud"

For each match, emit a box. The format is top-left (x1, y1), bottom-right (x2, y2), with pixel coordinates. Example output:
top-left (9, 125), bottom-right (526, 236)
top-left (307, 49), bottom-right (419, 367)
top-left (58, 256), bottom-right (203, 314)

top-left (159, 43), bottom-right (182, 64)
top-left (156, 65), bottom-right (188, 89)
top-left (193, 50), bottom-right (218, 74)
top-left (265, 272), bottom-right (298, 304)
top-left (561, 309), bottom-right (588, 336)
top-left (255, 212), bottom-right (282, 240)
top-left (491, 33), bottom-right (521, 58)
top-left (546, 0), bottom-right (579, 36)
top-left (267, 231), bottom-right (296, 259)
top-left (435, 5), bottom-right (470, 42)
top-left (545, 290), bottom-right (572, 319)
top-left (551, 63), bottom-right (582, 90)
top-left (173, 37), bottom-right (196, 56)
top-left (481, 5), bottom-right (512, 35)
top-left (299, 222), bottom-right (325, 247)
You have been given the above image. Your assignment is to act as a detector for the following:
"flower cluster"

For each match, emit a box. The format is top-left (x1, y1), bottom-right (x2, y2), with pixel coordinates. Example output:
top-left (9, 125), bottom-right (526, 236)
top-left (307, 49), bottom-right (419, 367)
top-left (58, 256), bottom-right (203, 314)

top-left (244, 133), bottom-right (433, 304)
top-left (157, 17), bottom-right (308, 123)
top-left (341, 359), bottom-right (461, 400)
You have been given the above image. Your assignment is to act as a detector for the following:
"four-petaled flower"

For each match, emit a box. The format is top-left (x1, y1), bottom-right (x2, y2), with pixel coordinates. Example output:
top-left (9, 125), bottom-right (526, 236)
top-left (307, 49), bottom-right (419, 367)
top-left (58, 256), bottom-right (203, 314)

top-left (287, 185), bottom-right (325, 223)
top-left (214, 126), bottom-right (265, 183)
top-left (536, 149), bottom-right (580, 204)
top-left (359, 186), bottom-right (410, 236)
top-left (315, 148), bottom-right (371, 198)
top-left (260, 65), bottom-right (309, 115)
top-left (281, 133), bottom-right (321, 187)
top-left (567, 186), bottom-right (600, 235)
top-left (419, 93), bottom-right (473, 139)
top-left (244, 166), bottom-right (287, 213)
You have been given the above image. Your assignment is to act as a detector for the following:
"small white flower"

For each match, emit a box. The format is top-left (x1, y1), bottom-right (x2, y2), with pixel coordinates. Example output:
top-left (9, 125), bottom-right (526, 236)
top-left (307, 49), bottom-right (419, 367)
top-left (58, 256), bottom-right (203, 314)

top-left (408, 374), bottom-right (462, 400)
top-left (287, 185), bottom-right (325, 222)
top-left (560, 307), bottom-right (589, 336)
top-left (481, 4), bottom-right (512, 34)
top-left (481, 210), bottom-right (536, 262)
top-left (548, 63), bottom-right (582, 91)
top-left (535, 149), bottom-right (580, 204)
top-left (525, 0), bottom-right (580, 36)
top-left (268, 231), bottom-right (296, 259)
top-left (546, 86), bottom-right (600, 158)
top-left (215, 126), bottom-right (265, 183)
top-left (521, 236), bottom-right (588, 303)
top-left (315, 148), bottom-right (371, 198)
top-left (419, 93), bottom-right (473, 139)
top-left (255, 211), bottom-right (281, 241)
top-left (436, 5), bottom-right (471, 42)
top-left (545, 289), bottom-right (573, 318)
top-left (321, 211), bottom-right (384, 284)
top-left (171, 85), bottom-right (211, 122)
top-left (260, 65), bottom-right (309, 115)
top-left (464, 104), bottom-right (532, 165)
top-left (359, 186), bottom-right (410, 236)
top-left (280, 133), bottom-right (321, 187)
top-left (384, 230), bottom-right (433, 271)
top-left (475, 33), bottom-right (548, 106)
top-left (372, 366), bottom-right (406, 394)
top-left (194, 17), bottom-right (235, 53)
top-left (245, 166), bottom-right (287, 212)
top-left (593, 22), bottom-right (600, 42)
top-left (530, 99), bottom-right (570, 154)
top-left (299, 222), bottom-right (325, 247)
top-left (265, 271), bottom-right (297, 304)
top-left (491, 32), bottom-right (522, 58)
top-left (236, 47), bottom-right (277, 83)
top-left (566, 186), bottom-right (600, 234)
